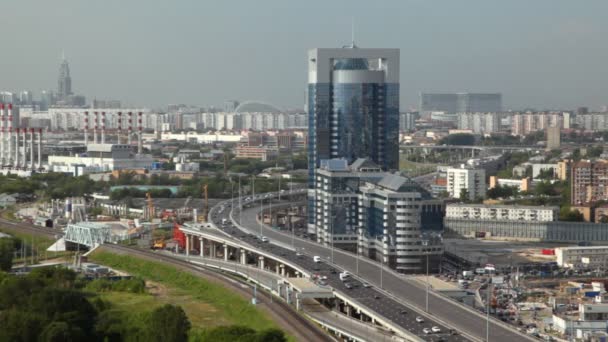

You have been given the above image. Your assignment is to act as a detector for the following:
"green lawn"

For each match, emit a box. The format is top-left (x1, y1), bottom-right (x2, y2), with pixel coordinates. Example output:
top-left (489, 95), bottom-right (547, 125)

top-left (89, 250), bottom-right (282, 335)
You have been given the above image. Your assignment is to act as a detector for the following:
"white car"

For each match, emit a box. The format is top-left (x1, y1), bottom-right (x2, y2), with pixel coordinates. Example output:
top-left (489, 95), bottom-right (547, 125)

top-left (416, 316), bottom-right (424, 323)
top-left (423, 328), bottom-right (432, 334)
top-left (260, 236), bottom-right (269, 243)
top-left (432, 326), bottom-right (441, 333)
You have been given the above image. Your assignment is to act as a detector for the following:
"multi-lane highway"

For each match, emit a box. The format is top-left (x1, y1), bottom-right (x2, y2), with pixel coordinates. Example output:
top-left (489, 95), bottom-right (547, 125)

top-left (210, 195), bottom-right (473, 342)
top-left (212, 192), bottom-right (533, 342)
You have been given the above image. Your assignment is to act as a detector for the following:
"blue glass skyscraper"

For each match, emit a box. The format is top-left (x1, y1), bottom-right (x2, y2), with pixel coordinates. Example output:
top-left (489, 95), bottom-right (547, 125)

top-left (307, 46), bottom-right (400, 232)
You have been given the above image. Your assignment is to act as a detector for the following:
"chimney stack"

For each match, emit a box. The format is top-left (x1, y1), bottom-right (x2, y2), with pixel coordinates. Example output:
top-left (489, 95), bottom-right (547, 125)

top-left (117, 111), bottom-right (122, 144)
top-left (0, 103), bottom-right (4, 165)
top-left (101, 111), bottom-right (106, 144)
top-left (37, 129), bottom-right (42, 169)
top-left (93, 111), bottom-right (98, 144)
top-left (21, 128), bottom-right (26, 168)
top-left (138, 112), bottom-right (143, 154)
top-left (29, 128), bottom-right (34, 170)
top-left (128, 112), bottom-right (133, 145)
top-left (84, 111), bottom-right (89, 145)
top-left (14, 128), bottom-right (19, 168)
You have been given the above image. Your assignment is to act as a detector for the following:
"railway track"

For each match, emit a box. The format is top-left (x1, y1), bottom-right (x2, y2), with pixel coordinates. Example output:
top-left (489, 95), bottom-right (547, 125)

top-left (0, 217), bottom-right (333, 342)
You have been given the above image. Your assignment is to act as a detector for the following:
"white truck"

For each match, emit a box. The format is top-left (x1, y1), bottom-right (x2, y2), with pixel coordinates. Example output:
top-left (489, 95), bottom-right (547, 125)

top-left (339, 272), bottom-right (350, 281)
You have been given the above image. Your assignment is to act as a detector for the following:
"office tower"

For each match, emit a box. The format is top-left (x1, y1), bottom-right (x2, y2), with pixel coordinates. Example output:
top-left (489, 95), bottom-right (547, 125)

top-left (57, 56), bottom-right (72, 101)
top-left (19, 91), bottom-right (33, 105)
top-left (447, 165), bottom-right (486, 200)
top-left (314, 158), bottom-right (443, 273)
top-left (546, 126), bottom-right (561, 150)
top-left (307, 46), bottom-right (400, 231)
top-left (420, 93), bottom-right (502, 113)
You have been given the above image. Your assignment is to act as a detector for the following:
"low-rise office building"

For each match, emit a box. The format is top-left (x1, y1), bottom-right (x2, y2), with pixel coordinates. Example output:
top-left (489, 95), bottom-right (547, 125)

top-left (446, 204), bottom-right (558, 222)
top-left (555, 246), bottom-right (608, 269)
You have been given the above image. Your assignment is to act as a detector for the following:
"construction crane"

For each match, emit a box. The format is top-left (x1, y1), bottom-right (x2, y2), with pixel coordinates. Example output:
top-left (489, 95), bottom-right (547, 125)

top-left (146, 192), bottom-right (165, 249)
top-left (202, 184), bottom-right (209, 222)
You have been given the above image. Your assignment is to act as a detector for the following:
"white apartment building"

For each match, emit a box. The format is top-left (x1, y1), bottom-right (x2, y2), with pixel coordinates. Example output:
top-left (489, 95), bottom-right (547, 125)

top-left (446, 165), bottom-right (486, 200)
top-left (446, 204), bottom-right (558, 222)
top-left (457, 112), bottom-right (501, 134)
top-left (531, 163), bottom-right (558, 179)
top-left (555, 246), bottom-right (608, 269)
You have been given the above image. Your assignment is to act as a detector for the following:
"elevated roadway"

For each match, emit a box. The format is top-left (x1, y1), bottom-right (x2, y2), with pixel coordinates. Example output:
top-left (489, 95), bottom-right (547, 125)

top-left (215, 191), bottom-right (533, 342)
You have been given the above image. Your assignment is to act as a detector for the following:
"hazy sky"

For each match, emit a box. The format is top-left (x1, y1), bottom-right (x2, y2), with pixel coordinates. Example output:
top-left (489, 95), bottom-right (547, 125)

top-left (1, 0), bottom-right (607, 110)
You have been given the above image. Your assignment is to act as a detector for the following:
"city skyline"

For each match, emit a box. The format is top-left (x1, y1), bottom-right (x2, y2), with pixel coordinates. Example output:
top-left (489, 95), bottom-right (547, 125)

top-left (0, 1), bottom-right (607, 110)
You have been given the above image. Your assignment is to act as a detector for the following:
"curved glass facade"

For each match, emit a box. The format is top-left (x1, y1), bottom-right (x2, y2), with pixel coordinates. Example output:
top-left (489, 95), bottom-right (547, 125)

top-left (307, 48), bottom-right (400, 231)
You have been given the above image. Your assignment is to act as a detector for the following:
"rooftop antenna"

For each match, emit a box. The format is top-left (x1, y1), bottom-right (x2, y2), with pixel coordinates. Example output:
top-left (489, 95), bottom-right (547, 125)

top-left (351, 17), bottom-right (355, 48)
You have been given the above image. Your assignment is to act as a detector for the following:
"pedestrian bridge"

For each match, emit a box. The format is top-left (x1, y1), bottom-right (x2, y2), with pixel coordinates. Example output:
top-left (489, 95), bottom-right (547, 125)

top-left (64, 222), bottom-right (113, 248)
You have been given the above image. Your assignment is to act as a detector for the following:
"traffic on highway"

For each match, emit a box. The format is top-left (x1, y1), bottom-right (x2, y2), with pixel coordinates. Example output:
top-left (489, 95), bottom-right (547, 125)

top-left (209, 192), bottom-right (469, 342)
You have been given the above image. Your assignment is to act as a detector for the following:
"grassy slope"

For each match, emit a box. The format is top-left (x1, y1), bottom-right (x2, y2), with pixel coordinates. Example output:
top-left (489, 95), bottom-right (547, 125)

top-left (0, 226), bottom-right (71, 263)
top-left (89, 250), bottom-right (280, 333)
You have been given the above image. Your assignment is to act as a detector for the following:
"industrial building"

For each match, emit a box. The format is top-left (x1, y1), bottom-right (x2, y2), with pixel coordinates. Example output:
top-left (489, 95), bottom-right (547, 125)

top-left (0, 103), bottom-right (44, 174)
top-left (48, 143), bottom-right (154, 173)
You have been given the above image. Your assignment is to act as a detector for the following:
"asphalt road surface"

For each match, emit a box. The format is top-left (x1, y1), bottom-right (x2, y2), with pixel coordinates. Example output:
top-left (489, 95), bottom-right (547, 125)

top-left (213, 192), bottom-right (533, 342)
top-left (210, 197), bottom-right (473, 342)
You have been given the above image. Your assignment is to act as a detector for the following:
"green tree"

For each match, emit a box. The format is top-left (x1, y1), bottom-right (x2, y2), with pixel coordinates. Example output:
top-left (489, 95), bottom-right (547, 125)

top-left (250, 329), bottom-right (288, 342)
top-left (39, 321), bottom-right (86, 342)
top-left (95, 310), bottom-right (127, 342)
top-left (559, 207), bottom-right (584, 222)
top-left (203, 326), bottom-right (256, 341)
top-left (459, 188), bottom-right (470, 201)
top-left (0, 238), bottom-right (14, 271)
top-left (0, 309), bottom-right (45, 342)
top-left (146, 304), bottom-right (190, 342)
top-left (439, 133), bottom-right (475, 146)
top-left (29, 288), bottom-right (98, 336)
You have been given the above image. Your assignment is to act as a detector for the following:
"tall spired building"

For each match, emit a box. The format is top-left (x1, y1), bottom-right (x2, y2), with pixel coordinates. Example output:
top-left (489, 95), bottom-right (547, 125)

top-left (306, 45), bottom-right (400, 231)
top-left (57, 56), bottom-right (72, 101)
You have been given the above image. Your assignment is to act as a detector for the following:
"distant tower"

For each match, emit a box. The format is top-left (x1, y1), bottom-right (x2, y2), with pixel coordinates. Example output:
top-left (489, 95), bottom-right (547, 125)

top-left (57, 53), bottom-right (72, 101)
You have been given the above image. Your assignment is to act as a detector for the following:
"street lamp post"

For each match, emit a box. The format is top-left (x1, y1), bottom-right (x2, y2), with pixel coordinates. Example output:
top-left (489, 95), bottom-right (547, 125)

top-left (422, 239), bottom-right (429, 312)
top-left (380, 233), bottom-right (385, 289)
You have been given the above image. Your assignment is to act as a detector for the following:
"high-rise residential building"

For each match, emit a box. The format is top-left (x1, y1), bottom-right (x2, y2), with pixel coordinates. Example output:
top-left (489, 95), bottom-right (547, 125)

top-left (419, 93), bottom-right (502, 113)
top-left (510, 112), bottom-right (563, 136)
top-left (546, 126), bottom-right (561, 150)
top-left (457, 112), bottom-right (501, 134)
top-left (571, 160), bottom-right (608, 205)
top-left (307, 46), bottom-right (400, 231)
top-left (399, 112), bottom-right (418, 131)
top-left (447, 165), bottom-right (486, 200)
top-left (19, 91), bottom-right (33, 105)
top-left (57, 57), bottom-right (72, 101)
